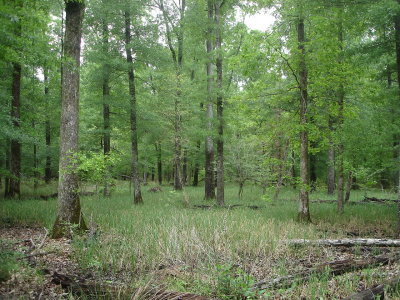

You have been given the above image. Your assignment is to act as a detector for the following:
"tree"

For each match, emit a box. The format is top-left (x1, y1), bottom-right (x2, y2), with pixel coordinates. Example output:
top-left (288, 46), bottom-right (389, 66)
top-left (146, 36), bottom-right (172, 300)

top-left (124, 7), bottom-right (143, 204)
top-left (52, 0), bottom-right (87, 238)
top-left (102, 14), bottom-right (111, 197)
top-left (297, 12), bottom-right (311, 222)
top-left (205, 0), bottom-right (216, 200)
top-left (6, 0), bottom-right (22, 199)
top-left (158, 0), bottom-right (186, 191)
top-left (215, 0), bottom-right (224, 206)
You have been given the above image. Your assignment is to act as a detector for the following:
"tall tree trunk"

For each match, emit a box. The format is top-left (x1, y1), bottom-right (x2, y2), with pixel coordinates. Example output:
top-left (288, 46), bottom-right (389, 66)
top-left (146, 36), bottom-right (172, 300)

top-left (102, 19), bottom-right (111, 197)
top-left (174, 1), bottom-right (185, 191)
top-left (309, 144), bottom-right (317, 192)
top-left (151, 166), bottom-right (155, 182)
top-left (297, 16), bottom-right (311, 222)
top-left (52, 0), bottom-right (87, 238)
top-left (9, 1), bottom-right (22, 199)
top-left (344, 171), bottom-right (353, 203)
top-left (394, 0), bottom-right (400, 236)
top-left (193, 140), bottom-right (200, 186)
top-left (33, 121), bottom-right (38, 192)
top-left (159, 0), bottom-right (184, 191)
top-left (156, 142), bottom-right (162, 185)
top-left (291, 150), bottom-right (297, 189)
top-left (4, 142), bottom-right (10, 198)
top-left (204, 0), bottom-right (215, 200)
top-left (215, 0), bottom-right (224, 206)
top-left (182, 149), bottom-right (187, 186)
top-left (327, 117), bottom-right (335, 195)
top-left (44, 70), bottom-right (52, 184)
top-left (337, 9), bottom-right (345, 214)
top-left (124, 9), bottom-right (143, 204)
top-left (8, 61), bottom-right (22, 199)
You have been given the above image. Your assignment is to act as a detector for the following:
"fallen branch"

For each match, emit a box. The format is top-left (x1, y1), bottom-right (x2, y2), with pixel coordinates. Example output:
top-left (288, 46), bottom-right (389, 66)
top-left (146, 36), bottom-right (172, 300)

top-left (287, 238), bottom-right (400, 247)
top-left (51, 271), bottom-right (123, 297)
top-left (192, 204), bottom-right (263, 210)
top-left (343, 277), bottom-right (400, 300)
top-left (253, 252), bottom-right (400, 290)
top-left (362, 196), bottom-right (399, 204)
top-left (51, 271), bottom-right (209, 299)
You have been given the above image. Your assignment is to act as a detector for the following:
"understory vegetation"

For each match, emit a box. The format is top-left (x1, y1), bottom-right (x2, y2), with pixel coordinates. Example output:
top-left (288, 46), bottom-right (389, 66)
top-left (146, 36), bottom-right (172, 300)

top-left (1, 182), bottom-right (399, 299)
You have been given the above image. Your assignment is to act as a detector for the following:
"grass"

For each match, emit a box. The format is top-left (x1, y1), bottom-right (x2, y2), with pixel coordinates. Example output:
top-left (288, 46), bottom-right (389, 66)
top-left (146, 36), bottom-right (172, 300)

top-left (0, 180), bottom-right (399, 298)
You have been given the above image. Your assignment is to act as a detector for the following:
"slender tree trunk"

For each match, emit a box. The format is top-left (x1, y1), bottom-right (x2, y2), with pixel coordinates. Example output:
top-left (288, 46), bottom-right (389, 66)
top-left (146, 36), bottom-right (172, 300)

top-left (291, 150), bottom-right (297, 189)
top-left (44, 70), bottom-right (52, 184)
top-left (52, 0), bottom-right (87, 238)
top-left (102, 19), bottom-right (111, 197)
top-left (124, 9), bottom-right (143, 204)
top-left (337, 10), bottom-right (345, 214)
top-left (297, 16), bottom-right (311, 222)
top-left (151, 167), bottom-right (155, 182)
top-left (182, 149), bottom-right (187, 186)
top-left (309, 144), bottom-right (317, 192)
top-left (193, 140), bottom-right (200, 186)
top-left (344, 171), bottom-right (353, 203)
top-left (156, 142), bottom-right (162, 185)
top-left (215, 0), bottom-right (224, 206)
top-left (8, 25), bottom-right (22, 199)
top-left (394, 0), bottom-right (400, 236)
top-left (143, 171), bottom-right (147, 186)
top-left (4, 142), bottom-right (10, 198)
top-left (33, 121), bottom-right (38, 192)
top-left (174, 1), bottom-right (185, 191)
top-left (327, 118), bottom-right (335, 195)
top-left (159, 0), bottom-right (184, 191)
top-left (205, 0), bottom-right (215, 200)
top-left (238, 181), bottom-right (244, 199)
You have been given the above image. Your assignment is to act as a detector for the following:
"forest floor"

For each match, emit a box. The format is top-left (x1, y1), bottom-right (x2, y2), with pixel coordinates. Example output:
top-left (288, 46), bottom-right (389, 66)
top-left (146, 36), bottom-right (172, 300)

top-left (1, 182), bottom-right (400, 299)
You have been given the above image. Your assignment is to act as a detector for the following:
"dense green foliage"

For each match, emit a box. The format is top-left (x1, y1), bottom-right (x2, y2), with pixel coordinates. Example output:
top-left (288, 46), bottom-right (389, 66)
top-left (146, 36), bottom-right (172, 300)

top-left (1, 0), bottom-right (400, 205)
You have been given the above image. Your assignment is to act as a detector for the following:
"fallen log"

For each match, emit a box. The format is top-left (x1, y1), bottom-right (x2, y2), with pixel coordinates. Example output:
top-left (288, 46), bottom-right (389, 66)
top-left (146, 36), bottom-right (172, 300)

top-left (311, 200), bottom-right (378, 205)
top-left (343, 277), bottom-right (400, 300)
top-left (51, 271), bottom-right (210, 299)
top-left (287, 238), bottom-right (400, 247)
top-left (39, 193), bottom-right (58, 200)
top-left (51, 271), bottom-right (119, 297)
top-left (253, 252), bottom-right (400, 290)
top-left (362, 196), bottom-right (400, 204)
top-left (192, 204), bottom-right (263, 210)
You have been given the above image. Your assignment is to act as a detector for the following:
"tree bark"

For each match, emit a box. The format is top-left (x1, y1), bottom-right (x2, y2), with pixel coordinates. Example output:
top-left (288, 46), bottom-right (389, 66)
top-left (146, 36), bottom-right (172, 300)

top-left (156, 142), bottom-right (162, 185)
top-left (215, 0), bottom-right (224, 206)
top-left (309, 147), bottom-right (317, 192)
top-left (297, 16), bottom-right (310, 222)
top-left (287, 238), bottom-right (400, 247)
top-left (337, 7), bottom-right (345, 214)
top-left (44, 70), bottom-right (52, 184)
top-left (193, 140), bottom-right (200, 186)
top-left (8, 61), bottom-right (22, 199)
top-left (204, 0), bottom-right (215, 200)
top-left (102, 18), bottom-right (111, 197)
top-left (327, 119), bottom-right (335, 194)
top-left (124, 9), bottom-right (143, 204)
top-left (52, 0), bottom-right (87, 238)
top-left (343, 277), bottom-right (400, 300)
top-left (33, 121), bottom-right (38, 192)
top-left (395, 0), bottom-right (400, 237)
top-left (182, 149), bottom-right (187, 186)
top-left (253, 252), bottom-right (400, 291)
top-left (4, 141), bottom-right (10, 198)
top-left (345, 170), bottom-right (353, 203)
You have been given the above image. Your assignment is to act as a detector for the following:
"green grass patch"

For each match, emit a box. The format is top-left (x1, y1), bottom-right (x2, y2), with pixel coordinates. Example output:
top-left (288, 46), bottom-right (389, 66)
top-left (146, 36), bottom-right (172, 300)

top-left (0, 182), bottom-right (398, 298)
